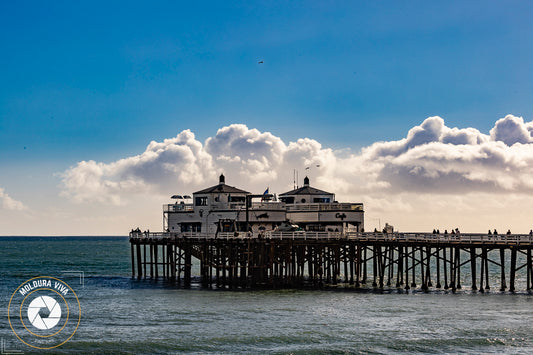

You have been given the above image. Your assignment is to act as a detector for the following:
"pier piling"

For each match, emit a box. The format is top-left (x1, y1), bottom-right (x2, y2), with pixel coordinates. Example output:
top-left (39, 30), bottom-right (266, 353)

top-left (129, 231), bottom-right (533, 292)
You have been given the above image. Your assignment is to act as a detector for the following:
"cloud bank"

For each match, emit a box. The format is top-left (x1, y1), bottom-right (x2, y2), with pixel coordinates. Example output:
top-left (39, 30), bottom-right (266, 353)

top-left (0, 188), bottom-right (27, 211)
top-left (61, 115), bottom-right (533, 208)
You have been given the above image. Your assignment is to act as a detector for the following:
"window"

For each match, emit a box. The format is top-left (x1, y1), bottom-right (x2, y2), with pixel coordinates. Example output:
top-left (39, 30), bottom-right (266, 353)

top-left (195, 196), bottom-right (208, 206)
top-left (181, 223), bottom-right (201, 232)
top-left (280, 197), bottom-right (294, 204)
top-left (307, 224), bottom-right (323, 232)
top-left (313, 197), bottom-right (331, 203)
top-left (229, 196), bottom-right (245, 203)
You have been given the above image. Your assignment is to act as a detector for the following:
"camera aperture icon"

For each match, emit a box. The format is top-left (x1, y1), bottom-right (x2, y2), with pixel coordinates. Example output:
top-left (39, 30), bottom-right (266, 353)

top-left (27, 296), bottom-right (62, 330)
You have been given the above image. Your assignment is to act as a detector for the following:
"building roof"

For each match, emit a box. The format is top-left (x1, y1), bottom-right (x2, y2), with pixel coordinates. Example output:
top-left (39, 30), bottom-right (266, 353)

top-left (194, 174), bottom-right (250, 194)
top-left (279, 176), bottom-right (333, 196)
top-left (194, 183), bottom-right (249, 194)
top-left (279, 185), bottom-right (333, 196)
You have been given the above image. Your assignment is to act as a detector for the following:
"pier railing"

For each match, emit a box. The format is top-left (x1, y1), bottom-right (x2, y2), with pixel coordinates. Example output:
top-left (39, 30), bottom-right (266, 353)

top-left (353, 232), bottom-right (533, 245)
top-left (129, 230), bottom-right (533, 245)
top-left (130, 229), bottom-right (533, 291)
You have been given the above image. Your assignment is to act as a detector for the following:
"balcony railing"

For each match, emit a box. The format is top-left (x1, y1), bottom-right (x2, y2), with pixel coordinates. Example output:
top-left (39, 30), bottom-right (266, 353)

top-left (164, 204), bottom-right (194, 212)
top-left (164, 202), bottom-right (364, 213)
top-left (285, 203), bottom-right (363, 212)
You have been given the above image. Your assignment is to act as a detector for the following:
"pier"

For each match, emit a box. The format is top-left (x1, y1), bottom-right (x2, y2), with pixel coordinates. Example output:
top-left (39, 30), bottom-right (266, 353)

top-left (129, 231), bottom-right (533, 292)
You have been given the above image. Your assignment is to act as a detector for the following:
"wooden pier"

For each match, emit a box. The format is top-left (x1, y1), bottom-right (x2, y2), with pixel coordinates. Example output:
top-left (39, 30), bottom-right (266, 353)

top-left (129, 231), bottom-right (533, 292)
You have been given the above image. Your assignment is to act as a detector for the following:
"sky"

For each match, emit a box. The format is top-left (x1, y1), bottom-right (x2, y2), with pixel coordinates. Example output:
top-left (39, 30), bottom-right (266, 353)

top-left (2, 1), bottom-right (533, 235)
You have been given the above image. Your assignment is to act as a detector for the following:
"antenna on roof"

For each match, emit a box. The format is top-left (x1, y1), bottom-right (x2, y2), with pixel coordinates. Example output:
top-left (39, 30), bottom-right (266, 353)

top-left (293, 169), bottom-right (296, 190)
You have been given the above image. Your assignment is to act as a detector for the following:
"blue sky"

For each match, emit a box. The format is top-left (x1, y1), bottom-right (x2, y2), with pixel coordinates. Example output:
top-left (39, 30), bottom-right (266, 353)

top-left (2, 1), bottom-right (533, 234)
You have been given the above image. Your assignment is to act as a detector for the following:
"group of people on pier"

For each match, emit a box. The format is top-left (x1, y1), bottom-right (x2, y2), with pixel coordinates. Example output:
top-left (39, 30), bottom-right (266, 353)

top-left (431, 228), bottom-right (460, 235)
top-left (427, 228), bottom-right (533, 236)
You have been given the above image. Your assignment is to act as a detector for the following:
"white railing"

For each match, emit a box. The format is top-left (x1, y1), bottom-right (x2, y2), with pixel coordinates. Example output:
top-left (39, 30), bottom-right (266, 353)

top-left (164, 204), bottom-right (194, 212)
top-left (346, 232), bottom-right (533, 245)
top-left (285, 203), bottom-right (363, 212)
top-left (164, 202), bottom-right (286, 212)
top-left (130, 231), bottom-right (533, 245)
top-left (250, 202), bottom-right (284, 209)
top-left (163, 202), bottom-right (364, 213)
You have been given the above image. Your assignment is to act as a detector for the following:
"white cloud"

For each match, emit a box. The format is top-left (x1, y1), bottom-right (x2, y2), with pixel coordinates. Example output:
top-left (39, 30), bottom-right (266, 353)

top-left (60, 115), bottom-right (533, 216)
top-left (490, 114), bottom-right (533, 146)
top-left (0, 188), bottom-right (27, 211)
top-left (60, 130), bottom-right (214, 204)
top-left (205, 124), bottom-right (287, 183)
top-left (350, 115), bottom-right (533, 195)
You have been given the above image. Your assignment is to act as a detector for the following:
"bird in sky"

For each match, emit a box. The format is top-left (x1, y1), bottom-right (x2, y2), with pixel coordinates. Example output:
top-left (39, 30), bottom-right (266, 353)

top-left (258, 60), bottom-right (264, 64)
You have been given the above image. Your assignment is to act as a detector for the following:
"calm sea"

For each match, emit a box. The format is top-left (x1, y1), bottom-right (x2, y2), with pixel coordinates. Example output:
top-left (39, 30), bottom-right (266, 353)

top-left (1, 237), bottom-right (533, 354)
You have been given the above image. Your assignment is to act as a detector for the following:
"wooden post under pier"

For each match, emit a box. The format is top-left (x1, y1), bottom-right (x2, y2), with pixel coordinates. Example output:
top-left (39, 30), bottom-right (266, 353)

top-left (128, 232), bottom-right (533, 292)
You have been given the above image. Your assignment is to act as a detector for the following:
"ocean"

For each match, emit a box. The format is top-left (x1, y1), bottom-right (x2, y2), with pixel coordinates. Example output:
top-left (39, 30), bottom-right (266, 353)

top-left (1, 236), bottom-right (533, 354)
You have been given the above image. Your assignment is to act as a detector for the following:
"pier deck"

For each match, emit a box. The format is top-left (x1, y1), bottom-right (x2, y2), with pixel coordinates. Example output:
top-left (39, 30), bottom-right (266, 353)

top-left (129, 231), bottom-right (533, 292)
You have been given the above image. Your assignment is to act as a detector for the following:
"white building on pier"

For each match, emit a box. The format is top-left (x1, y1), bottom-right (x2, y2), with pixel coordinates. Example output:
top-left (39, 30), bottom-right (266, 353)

top-left (164, 174), bottom-right (364, 235)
